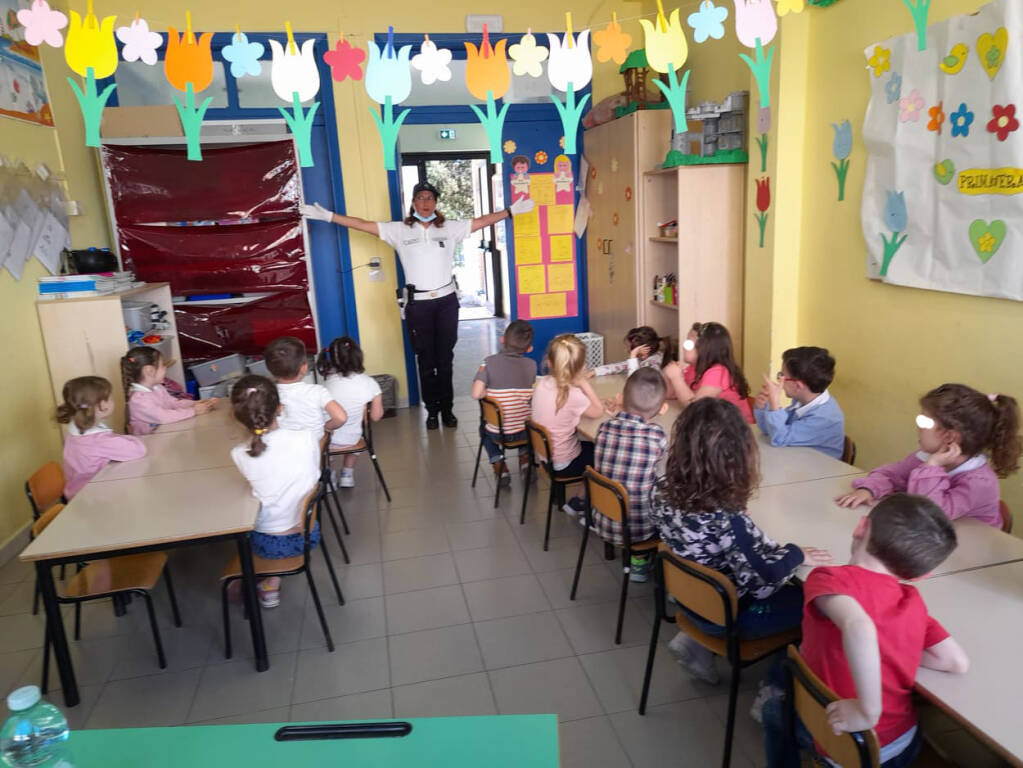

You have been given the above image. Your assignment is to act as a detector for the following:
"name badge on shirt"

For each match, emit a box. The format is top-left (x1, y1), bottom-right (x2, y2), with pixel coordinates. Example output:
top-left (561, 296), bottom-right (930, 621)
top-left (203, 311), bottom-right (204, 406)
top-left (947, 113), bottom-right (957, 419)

top-left (436, 240), bottom-right (447, 248)
top-left (401, 237), bottom-right (419, 245)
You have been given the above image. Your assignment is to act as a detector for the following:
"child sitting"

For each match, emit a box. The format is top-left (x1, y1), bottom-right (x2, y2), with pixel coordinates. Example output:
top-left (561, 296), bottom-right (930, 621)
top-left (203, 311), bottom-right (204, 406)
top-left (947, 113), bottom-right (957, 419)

top-left (662, 322), bottom-right (754, 423)
top-left (761, 493), bottom-right (968, 768)
top-left (471, 319), bottom-right (537, 487)
top-left (837, 383), bottom-right (1020, 527)
top-left (651, 398), bottom-right (832, 684)
top-left (591, 326), bottom-right (674, 377)
top-left (230, 375), bottom-right (322, 609)
top-left (531, 334), bottom-right (605, 514)
top-left (264, 336), bottom-right (347, 439)
top-left (754, 346), bottom-right (845, 458)
top-left (58, 376), bottom-right (146, 498)
top-left (593, 367), bottom-right (668, 581)
top-left (317, 336), bottom-right (384, 488)
top-left (122, 346), bottom-right (217, 435)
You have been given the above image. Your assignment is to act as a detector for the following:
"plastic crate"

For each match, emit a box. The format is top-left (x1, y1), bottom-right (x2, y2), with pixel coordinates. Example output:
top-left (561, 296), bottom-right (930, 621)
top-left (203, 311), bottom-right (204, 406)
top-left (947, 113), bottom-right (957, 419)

top-left (574, 332), bottom-right (604, 369)
top-left (246, 358), bottom-right (270, 378)
top-left (198, 381), bottom-right (230, 399)
top-left (188, 353), bottom-right (246, 386)
top-left (371, 374), bottom-right (398, 417)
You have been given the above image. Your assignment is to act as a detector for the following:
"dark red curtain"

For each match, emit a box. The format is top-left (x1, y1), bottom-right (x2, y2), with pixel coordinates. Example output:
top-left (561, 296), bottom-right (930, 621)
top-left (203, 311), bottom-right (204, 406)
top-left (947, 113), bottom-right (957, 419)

top-left (175, 292), bottom-right (315, 357)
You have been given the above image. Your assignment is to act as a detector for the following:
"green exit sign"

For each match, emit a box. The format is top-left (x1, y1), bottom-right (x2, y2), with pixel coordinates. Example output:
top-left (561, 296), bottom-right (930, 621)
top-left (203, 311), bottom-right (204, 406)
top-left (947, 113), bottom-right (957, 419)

top-left (438, 128), bottom-right (457, 140)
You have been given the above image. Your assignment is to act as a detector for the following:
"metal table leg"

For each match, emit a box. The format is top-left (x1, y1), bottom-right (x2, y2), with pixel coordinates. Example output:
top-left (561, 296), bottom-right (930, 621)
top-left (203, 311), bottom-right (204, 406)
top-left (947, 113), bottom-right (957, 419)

top-left (35, 561), bottom-right (78, 706)
top-left (235, 532), bottom-right (268, 671)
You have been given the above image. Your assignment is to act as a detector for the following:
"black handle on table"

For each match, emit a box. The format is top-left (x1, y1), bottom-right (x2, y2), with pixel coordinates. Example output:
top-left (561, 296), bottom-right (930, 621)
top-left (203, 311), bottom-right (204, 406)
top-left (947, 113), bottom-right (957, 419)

top-left (274, 722), bottom-right (413, 741)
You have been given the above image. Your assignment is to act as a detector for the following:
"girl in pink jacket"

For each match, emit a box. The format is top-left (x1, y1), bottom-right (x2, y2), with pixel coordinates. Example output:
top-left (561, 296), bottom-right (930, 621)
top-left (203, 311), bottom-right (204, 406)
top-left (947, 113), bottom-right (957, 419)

top-left (837, 384), bottom-right (1021, 527)
top-left (121, 347), bottom-right (218, 435)
top-left (58, 376), bottom-right (146, 498)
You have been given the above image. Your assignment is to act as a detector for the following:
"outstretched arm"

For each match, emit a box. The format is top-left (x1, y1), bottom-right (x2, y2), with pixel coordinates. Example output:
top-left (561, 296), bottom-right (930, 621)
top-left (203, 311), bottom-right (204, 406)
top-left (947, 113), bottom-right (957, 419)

top-left (301, 203), bottom-right (380, 236)
top-left (470, 198), bottom-right (535, 233)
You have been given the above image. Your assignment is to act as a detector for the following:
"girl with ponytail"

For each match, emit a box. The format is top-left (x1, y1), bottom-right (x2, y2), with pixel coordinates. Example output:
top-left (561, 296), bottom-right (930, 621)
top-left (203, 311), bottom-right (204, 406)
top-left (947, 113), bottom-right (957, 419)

top-left (121, 346), bottom-right (217, 434)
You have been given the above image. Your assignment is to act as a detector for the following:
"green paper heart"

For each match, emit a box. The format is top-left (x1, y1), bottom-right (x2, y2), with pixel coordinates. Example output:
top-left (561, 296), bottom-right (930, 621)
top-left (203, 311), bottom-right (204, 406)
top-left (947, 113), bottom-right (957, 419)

top-left (968, 219), bottom-right (1006, 263)
top-left (934, 159), bottom-right (955, 185)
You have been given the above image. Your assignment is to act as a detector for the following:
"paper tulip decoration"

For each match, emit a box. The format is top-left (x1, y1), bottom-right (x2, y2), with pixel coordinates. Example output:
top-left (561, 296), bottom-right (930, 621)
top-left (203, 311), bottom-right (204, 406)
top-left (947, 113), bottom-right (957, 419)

top-left (64, 0), bottom-right (118, 147)
top-left (365, 26), bottom-right (413, 171)
top-left (270, 23), bottom-right (321, 168)
top-left (831, 120), bottom-right (851, 202)
top-left (754, 176), bottom-right (770, 248)
top-left (546, 14), bottom-right (591, 155)
top-left (639, 1), bottom-right (690, 134)
top-left (165, 12), bottom-right (214, 161)
top-left (880, 190), bottom-right (908, 276)
top-left (735, 0), bottom-right (776, 109)
top-left (465, 24), bottom-right (511, 163)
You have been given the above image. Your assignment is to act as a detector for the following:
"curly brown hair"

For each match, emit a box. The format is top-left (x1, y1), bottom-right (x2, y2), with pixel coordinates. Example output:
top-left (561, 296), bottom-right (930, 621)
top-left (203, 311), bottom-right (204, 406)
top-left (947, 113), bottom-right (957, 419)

top-left (920, 383), bottom-right (1021, 477)
top-left (662, 397), bottom-right (759, 514)
top-left (230, 375), bottom-right (280, 457)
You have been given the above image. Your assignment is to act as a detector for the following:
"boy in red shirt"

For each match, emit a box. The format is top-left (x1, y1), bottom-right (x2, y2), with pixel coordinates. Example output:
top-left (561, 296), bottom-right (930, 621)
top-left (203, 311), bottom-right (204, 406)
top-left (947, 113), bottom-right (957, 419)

top-left (762, 493), bottom-right (969, 767)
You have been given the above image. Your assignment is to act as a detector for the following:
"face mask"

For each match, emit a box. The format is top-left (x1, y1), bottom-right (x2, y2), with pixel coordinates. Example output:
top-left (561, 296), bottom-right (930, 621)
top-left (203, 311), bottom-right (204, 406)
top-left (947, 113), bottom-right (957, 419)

top-left (916, 414), bottom-right (935, 429)
top-left (413, 211), bottom-right (437, 223)
top-left (682, 339), bottom-right (695, 352)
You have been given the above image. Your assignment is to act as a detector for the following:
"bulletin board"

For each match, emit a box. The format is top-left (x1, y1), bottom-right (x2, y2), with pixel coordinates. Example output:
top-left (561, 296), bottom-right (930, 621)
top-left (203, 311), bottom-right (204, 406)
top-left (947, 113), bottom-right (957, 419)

top-left (0, 0), bottom-right (55, 126)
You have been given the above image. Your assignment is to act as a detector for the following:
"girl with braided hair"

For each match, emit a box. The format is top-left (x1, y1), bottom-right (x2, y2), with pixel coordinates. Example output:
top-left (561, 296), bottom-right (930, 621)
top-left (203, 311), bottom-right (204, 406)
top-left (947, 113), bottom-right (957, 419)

top-left (121, 346), bottom-right (217, 435)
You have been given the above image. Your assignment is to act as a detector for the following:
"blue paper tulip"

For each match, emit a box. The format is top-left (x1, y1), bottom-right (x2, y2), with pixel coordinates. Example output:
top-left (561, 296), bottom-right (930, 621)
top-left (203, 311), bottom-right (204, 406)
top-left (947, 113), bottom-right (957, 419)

top-left (365, 28), bottom-right (413, 105)
top-left (832, 120), bottom-right (852, 160)
top-left (885, 190), bottom-right (907, 232)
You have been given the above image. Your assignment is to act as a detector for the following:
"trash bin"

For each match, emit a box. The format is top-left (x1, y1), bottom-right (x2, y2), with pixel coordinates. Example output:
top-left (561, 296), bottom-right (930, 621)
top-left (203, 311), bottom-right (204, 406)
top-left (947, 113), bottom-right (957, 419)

top-left (371, 374), bottom-right (398, 418)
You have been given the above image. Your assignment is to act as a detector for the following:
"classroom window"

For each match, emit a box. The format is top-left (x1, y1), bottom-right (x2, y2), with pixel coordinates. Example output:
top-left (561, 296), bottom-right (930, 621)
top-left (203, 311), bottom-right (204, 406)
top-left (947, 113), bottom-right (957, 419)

top-left (234, 69), bottom-right (283, 109)
top-left (114, 61), bottom-right (229, 108)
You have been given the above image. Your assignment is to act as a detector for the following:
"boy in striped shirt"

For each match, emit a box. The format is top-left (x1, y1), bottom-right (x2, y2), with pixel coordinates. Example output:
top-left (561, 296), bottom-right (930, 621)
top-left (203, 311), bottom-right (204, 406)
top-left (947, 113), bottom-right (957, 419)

top-left (471, 320), bottom-right (537, 487)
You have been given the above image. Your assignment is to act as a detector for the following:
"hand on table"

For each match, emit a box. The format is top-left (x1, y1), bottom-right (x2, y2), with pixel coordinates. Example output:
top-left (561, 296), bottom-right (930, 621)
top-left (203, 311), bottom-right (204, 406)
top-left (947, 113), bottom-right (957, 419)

top-left (825, 699), bottom-right (877, 735)
top-left (584, 369), bottom-right (596, 379)
top-left (801, 546), bottom-right (833, 567)
top-left (926, 442), bottom-right (962, 469)
top-left (835, 488), bottom-right (874, 508)
top-left (299, 202), bottom-right (335, 222)
top-left (194, 399), bottom-right (217, 414)
top-left (604, 393), bottom-right (623, 415)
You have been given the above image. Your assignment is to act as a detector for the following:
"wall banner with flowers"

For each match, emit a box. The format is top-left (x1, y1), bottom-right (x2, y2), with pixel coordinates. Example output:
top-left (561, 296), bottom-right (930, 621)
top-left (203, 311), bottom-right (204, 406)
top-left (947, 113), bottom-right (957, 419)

top-left (861, 0), bottom-right (1023, 300)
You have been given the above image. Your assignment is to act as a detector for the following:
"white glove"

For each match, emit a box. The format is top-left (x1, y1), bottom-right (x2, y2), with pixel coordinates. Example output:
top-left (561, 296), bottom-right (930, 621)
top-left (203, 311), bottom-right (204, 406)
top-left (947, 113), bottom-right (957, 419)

top-left (300, 202), bottom-right (334, 222)
top-left (508, 198), bottom-right (535, 216)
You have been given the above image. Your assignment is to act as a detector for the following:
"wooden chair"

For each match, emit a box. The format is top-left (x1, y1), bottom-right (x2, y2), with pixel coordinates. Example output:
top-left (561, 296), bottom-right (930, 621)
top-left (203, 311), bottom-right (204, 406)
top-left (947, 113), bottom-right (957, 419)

top-left (26, 462), bottom-right (68, 615)
top-left (639, 549), bottom-right (801, 768)
top-left (472, 397), bottom-right (529, 508)
top-left (520, 420), bottom-right (584, 551)
top-left (317, 434), bottom-right (351, 564)
top-left (784, 645), bottom-right (881, 768)
top-left (219, 486), bottom-right (344, 657)
top-left (841, 435), bottom-right (857, 465)
top-left (571, 467), bottom-right (660, 644)
top-left (999, 500), bottom-right (1013, 534)
top-left (325, 406), bottom-right (391, 502)
top-left (35, 505), bottom-right (181, 693)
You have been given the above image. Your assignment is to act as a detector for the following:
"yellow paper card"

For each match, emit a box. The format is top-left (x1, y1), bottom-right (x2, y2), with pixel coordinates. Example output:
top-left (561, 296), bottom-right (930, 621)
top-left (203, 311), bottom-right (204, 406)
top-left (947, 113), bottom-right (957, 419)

top-left (549, 234), bottom-right (574, 261)
top-left (547, 204), bottom-right (573, 234)
top-left (547, 262), bottom-right (575, 292)
top-left (531, 175), bottom-right (556, 206)
top-left (514, 236), bottom-right (542, 265)
top-left (512, 206), bottom-right (540, 236)
top-left (517, 264), bottom-right (547, 294)
top-left (530, 292), bottom-right (567, 318)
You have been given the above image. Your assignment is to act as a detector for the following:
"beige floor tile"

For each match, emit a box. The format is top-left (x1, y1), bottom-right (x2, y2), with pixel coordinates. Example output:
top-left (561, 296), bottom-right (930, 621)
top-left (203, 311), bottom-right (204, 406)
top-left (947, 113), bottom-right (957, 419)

top-left (537, 563), bottom-right (623, 610)
top-left (291, 640), bottom-right (390, 704)
top-left (289, 689), bottom-right (393, 721)
top-left (463, 574), bottom-right (551, 622)
top-left (382, 553), bottom-right (459, 594)
top-left (609, 699), bottom-right (732, 767)
top-left (192, 706), bottom-right (291, 726)
top-left (388, 624), bottom-right (483, 686)
top-left (559, 716), bottom-right (633, 768)
top-left (385, 584), bottom-right (470, 635)
top-left (489, 657), bottom-right (603, 722)
top-left (299, 596), bottom-right (386, 649)
top-left (86, 668), bottom-right (202, 729)
top-left (453, 545), bottom-right (532, 583)
top-left (381, 528), bottom-right (450, 561)
top-left (446, 518), bottom-right (518, 551)
top-left (392, 672), bottom-right (496, 718)
top-left (188, 652), bottom-right (297, 722)
top-left (474, 611), bottom-right (574, 670)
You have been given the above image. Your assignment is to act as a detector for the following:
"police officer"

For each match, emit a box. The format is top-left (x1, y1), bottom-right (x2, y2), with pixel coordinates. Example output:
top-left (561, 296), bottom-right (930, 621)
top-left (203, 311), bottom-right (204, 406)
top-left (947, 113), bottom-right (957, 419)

top-left (301, 182), bottom-right (534, 429)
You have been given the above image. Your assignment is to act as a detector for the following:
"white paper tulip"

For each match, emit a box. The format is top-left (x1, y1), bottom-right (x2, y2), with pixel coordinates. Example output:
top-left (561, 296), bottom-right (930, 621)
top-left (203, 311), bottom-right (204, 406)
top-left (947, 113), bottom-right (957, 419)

top-left (545, 29), bottom-right (591, 91)
top-left (269, 38), bottom-right (320, 103)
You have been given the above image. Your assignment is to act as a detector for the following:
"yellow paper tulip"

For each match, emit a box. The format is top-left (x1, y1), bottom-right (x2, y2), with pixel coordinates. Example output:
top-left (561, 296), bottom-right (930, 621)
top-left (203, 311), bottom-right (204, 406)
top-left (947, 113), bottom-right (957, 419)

top-left (639, 0), bottom-right (688, 73)
top-left (64, 0), bottom-right (117, 79)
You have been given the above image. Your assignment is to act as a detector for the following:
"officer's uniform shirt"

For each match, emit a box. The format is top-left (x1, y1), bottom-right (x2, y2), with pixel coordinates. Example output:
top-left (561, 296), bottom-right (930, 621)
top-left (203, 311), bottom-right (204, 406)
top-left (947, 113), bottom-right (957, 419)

top-left (376, 219), bottom-right (473, 296)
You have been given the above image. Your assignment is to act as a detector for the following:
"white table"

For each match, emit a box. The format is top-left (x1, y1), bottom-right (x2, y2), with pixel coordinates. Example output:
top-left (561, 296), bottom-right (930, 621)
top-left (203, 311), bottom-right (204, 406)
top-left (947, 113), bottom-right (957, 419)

top-left (915, 562), bottom-right (1023, 766)
top-left (93, 427), bottom-right (245, 481)
top-left (155, 404), bottom-right (236, 433)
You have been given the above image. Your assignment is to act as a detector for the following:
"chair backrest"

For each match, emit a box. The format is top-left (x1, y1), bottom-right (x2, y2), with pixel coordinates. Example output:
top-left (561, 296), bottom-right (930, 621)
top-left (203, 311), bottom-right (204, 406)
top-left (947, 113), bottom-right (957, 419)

top-left (301, 485), bottom-right (323, 543)
top-left (480, 397), bottom-right (506, 435)
top-left (318, 433), bottom-right (331, 468)
top-left (785, 645), bottom-right (881, 768)
top-left (525, 420), bottom-right (553, 465)
top-left (26, 462), bottom-right (65, 519)
top-left (658, 548), bottom-right (739, 627)
top-left (584, 466), bottom-right (630, 527)
top-left (999, 500), bottom-right (1013, 534)
top-left (841, 436), bottom-right (857, 466)
top-left (32, 504), bottom-right (65, 538)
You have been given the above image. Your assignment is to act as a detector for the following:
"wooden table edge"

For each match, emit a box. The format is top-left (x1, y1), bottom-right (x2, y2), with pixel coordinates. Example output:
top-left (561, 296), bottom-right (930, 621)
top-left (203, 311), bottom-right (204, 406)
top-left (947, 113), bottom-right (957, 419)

top-left (19, 524), bottom-right (256, 563)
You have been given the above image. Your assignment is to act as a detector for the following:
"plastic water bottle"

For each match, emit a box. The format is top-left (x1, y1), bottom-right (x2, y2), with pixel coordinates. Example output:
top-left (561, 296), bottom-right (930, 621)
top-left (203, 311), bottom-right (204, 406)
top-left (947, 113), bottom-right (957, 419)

top-left (0, 686), bottom-right (69, 767)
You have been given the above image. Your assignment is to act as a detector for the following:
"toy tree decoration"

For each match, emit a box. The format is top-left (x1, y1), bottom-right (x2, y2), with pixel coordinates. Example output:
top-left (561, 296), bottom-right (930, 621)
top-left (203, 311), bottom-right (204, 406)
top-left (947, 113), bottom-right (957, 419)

top-left (620, 49), bottom-right (651, 105)
top-left (64, 0), bottom-right (117, 147)
top-left (546, 14), bottom-right (591, 155)
top-left (639, 0), bottom-right (690, 134)
top-left (165, 12), bottom-right (214, 162)
top-left (270, 23), bottom-right (321, 168)
top-left (365, 26), bottom-right (412, 171)
top-left (465, 24), bottom-right (511, 163)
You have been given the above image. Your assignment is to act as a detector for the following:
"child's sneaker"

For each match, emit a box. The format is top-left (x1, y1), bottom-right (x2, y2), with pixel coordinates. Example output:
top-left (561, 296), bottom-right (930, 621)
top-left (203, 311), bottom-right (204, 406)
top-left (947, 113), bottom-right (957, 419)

top-left (629, 552), bottom-right (654, 582)
top-left (493, 460), bottom-right (511, 488)
top-left (562, 497), bottom-right (587, 517)
top-left (258, 578), bottom-right (280, 608)
top-left (667, 632), bottom-right (720, 685)
top-left (339, 469), bottom-right (355, 488)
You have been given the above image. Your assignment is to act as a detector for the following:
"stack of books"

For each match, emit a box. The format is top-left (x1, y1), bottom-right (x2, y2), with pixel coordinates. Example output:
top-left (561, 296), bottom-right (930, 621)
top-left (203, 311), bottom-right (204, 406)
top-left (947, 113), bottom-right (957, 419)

top-left (38, 272), bottom-right (138, 300)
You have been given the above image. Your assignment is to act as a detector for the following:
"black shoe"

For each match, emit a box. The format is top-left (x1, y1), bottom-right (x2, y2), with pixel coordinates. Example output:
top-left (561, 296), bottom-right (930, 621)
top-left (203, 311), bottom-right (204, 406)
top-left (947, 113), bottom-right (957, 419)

top-left (426, 414), bottom-right (439, 430)
top-left (441, 411), bottom-right (458, 428)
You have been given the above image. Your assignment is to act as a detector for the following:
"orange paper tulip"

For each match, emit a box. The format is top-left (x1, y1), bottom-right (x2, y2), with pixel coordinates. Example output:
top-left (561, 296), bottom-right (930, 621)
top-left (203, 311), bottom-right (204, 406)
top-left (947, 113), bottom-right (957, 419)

top-left (465, 27), bottom-right (509, 101)
top-left (165, 17), bottom-right (214, 92)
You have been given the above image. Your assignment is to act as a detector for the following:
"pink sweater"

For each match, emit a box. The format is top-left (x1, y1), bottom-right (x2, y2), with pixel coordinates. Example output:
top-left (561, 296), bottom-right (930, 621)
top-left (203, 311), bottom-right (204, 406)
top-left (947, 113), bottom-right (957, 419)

top-left (128, 384), bottom-right (196, 435)
top-left (852, 451), bottom-right (1002, 527)
top-left (63, 426), bottom-right (147, 499)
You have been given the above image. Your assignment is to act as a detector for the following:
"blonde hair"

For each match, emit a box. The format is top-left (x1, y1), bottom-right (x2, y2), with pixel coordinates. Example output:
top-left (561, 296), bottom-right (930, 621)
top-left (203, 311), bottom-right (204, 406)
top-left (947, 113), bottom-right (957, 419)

top-left (545, 334), bottom-right (586, 411)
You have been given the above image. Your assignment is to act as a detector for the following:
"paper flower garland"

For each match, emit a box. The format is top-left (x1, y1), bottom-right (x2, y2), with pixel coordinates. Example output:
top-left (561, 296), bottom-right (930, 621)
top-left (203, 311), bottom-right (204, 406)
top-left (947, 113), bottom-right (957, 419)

top-left (640, 0), bottom-right (690, 134)
top-left (546, 14), bottom-right (591, 155)
top-left (830, 120), bottom-right (851, 201)
top-left (324, 38), bottom-right (365, 82)
top-left (411, 35), bottom-right (452, 85)
top-left (880, 190), bottom-right (907, 276)
top-left (509, 30), bottom-right (548, 77)
top-left (64, 0), bottom-right (117, 148)
top-left (902, 0), bottom-right (930, 52)
top-left (165, 12), bottom-right (214, 161)
top-left (465, 24), bottom-right (511, 162)
top-left (16, 0), bottom-right (67, 48)
top-left (222, 29), bottom-right (265, 78)
top-left (270, 24), bottom-right (321, 168)
top-left (365, 26), bottom-right (413, 171)
top-left (688, 1), bottom-right (728, 43)
top-left (592, 12), bottom-right (631, 65)
top-left (116, 17), bottom-right (162, 66)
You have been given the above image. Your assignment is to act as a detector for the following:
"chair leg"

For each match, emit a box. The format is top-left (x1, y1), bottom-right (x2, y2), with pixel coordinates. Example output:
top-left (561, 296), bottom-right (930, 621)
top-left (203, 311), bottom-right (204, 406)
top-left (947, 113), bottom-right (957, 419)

top-left (722, 661), bottom-right (741, 768)
top-left (140, 591), bottom-right (167, 669)
top-left (543, 483), bottom-right (556, 552)
top-left (519, 462), bottom-right (533, 525)
top-left (318, 541), bottom-right (345, 606)
top-left (638, 600), bottom-right (663, 715)
top-left (492, 449), bottom-right (504, 509)
top-left (319, 496), bottom-right (350, 565)
top-left (471, 436), bottom-right (484, 488)
top-left (304, 568), bottom-right (335, 652)
top-left (73, 601), bottom-right (81, 641)
top-left (569, 514), bottom-right (590, 600)
top-left (615, 558), bottom-right (630, 645)
top-left (41, 619), bottom-right (50, 694)
top-left (221, 579), bottom-right (233, 659)
top-left (163, 566), bottom-right (182, 627)
top-left (370, 454), bottom-right (391, 502)
top-left (326, 472), bottom-right (350, 535)
top-left (32, 577), bottom-right (40, 616)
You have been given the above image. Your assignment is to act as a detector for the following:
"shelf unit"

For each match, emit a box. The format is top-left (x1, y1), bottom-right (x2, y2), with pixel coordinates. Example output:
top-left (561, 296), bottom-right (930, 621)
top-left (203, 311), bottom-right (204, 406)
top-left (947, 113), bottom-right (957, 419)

top-left (37, 283), bottom-right (184, 432)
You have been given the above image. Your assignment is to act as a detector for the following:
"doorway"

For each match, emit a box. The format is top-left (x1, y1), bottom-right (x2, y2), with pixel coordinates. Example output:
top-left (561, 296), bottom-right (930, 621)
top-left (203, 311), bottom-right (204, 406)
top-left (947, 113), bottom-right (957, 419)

top-left (400, 152), bottom-right (503, 321)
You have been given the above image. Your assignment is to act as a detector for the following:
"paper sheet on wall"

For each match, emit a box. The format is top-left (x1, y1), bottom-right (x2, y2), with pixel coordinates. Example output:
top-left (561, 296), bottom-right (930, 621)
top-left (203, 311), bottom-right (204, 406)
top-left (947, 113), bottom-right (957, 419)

top-left (862, 0), bottom-right (1023, 300)
top-left (529, 292), bottom-right (567, 318)
top-left (0, 212), bottom-right (12, 267)
top-left (6, 221), bottom-right (33, 281)
top-left (547, 205), bottom-right (574, 234)
top-left (549, 235), bottom-right (574, 261)
top-left (530, 175), bottom-right (556, 207)
top-left (517, 264), bottom-right (547, 294)
top-left (514, 236), bottom-right (543, 265)
top-left (513, 207), bottom-right (540, 237)
top-left (547, 262), bottom-right (575, 292)
top-left (577, 156), bottom-right (589, 193)
top-left (33, 211), bottom-right (69, 275)
top-left (573, 196), bottom-right (591, 238)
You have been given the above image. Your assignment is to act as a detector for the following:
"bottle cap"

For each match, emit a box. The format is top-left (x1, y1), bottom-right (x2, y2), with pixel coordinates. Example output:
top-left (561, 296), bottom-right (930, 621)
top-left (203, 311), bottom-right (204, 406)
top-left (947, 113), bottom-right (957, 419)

top-left (7, 685), bottom-right (41, 712)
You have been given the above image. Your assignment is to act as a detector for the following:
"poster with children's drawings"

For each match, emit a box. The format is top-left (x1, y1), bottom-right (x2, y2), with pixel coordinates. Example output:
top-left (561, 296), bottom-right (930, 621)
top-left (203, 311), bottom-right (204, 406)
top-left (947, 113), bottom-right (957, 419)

top-left (861, 0), bottom-right (1023, 301)
top-left (0, 0), bottom-right (55, 126)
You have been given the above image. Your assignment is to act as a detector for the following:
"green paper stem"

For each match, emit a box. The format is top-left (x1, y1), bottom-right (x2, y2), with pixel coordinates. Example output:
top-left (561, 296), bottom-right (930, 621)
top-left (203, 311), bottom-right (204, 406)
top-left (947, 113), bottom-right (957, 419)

top-left (650, 66), bottom-right (691, 134)
top-left (755, 211), bottom-right (768, 248)
top-left (901, 0), bottom-right (931, 52)
top-left (831, 158), bottom-right (850, 202)
top-left (755, 133), bottom-right (768, 173)
top-left (549, 83), bottom-right (590, 156)
top-left (370, 96), bottom-right (412, 171)
top-left (879, 230), bottom-right (907, 276)
top-left (468, 91), bottom-right (512, 163)
top-left (279, 91), bottom-right (321, 168)
top-left (67, 67), bottom-right (116, 148)
top-left (739, 39), bottom-right (775, 109)
top-left (172, 82), bottom-right (214, 162)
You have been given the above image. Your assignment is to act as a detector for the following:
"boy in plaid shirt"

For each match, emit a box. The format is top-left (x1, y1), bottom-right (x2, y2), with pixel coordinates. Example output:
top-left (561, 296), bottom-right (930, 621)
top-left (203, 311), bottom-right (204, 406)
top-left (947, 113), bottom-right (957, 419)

top-left (593, 367), bottom-right (669, 581)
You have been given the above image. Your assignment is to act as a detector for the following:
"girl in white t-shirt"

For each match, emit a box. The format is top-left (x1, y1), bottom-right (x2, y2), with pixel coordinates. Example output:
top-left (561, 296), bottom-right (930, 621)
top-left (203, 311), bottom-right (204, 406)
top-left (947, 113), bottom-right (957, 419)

top-left (230, 375), bottom-right (321, 608)
top-left (316, 337), bottom-right (384, 488)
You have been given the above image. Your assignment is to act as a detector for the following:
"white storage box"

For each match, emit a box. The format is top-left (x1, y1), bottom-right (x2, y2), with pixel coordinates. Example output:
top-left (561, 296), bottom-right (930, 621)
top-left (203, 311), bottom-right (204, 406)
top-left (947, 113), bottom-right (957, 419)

top-left (189, 353), bottom-right (246, 386)
top-left (574, 332), bottom-right (604, 369)
top-left (198, 381), bottom-right (231, 399)
top-left (122, 300), bottom-right (156, 332)
top-left (246, 358), bottom-right (270, 377)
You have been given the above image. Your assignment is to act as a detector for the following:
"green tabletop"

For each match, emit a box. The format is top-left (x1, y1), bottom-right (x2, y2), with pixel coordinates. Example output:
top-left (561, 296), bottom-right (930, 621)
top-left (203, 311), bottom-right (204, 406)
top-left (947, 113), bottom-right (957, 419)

top-left (66, 715), bottom-right (559, 767)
